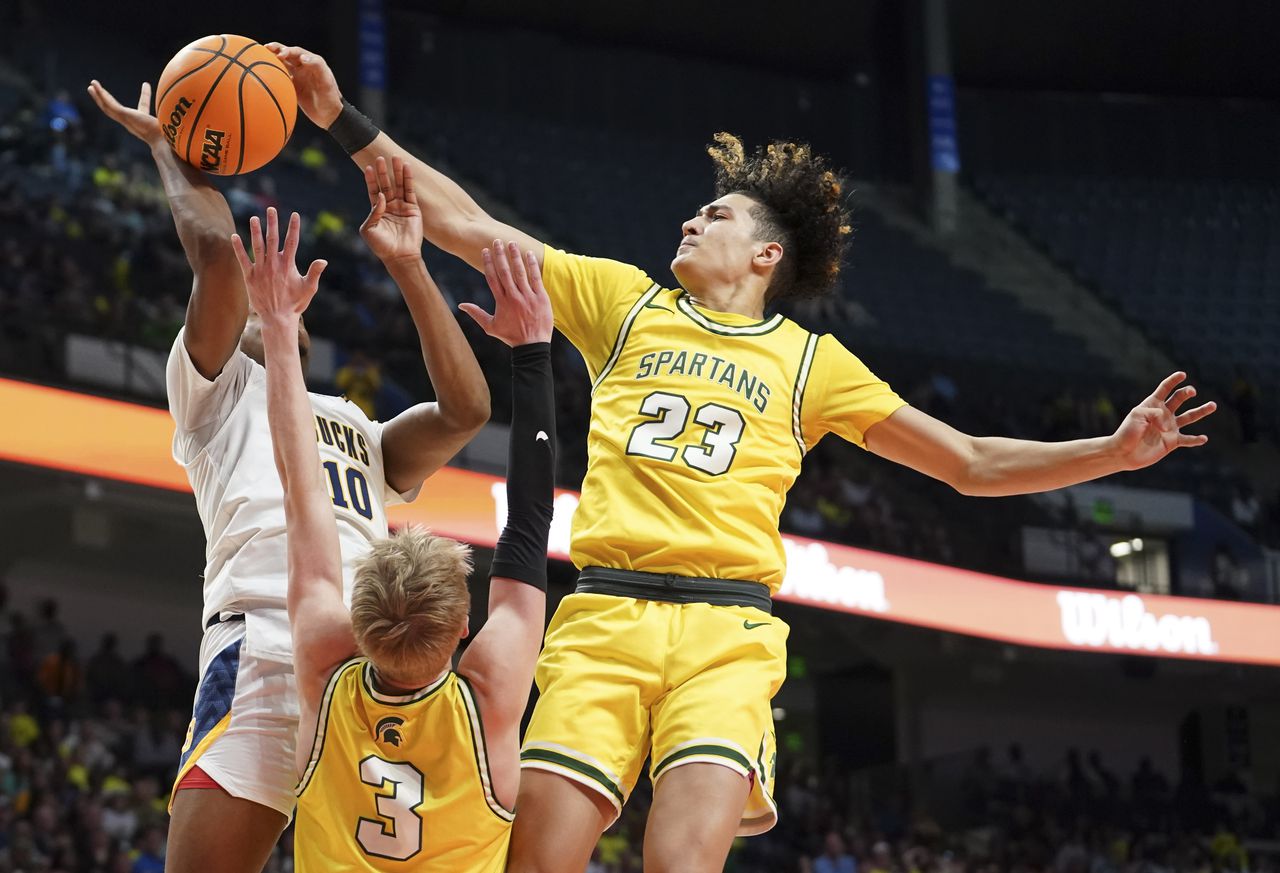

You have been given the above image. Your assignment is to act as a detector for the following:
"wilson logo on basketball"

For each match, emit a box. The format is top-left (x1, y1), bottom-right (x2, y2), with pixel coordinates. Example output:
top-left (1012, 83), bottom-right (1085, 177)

top-left (200, 129), bottom-right (226, 172)
top-left (161, 97), bottom-right (193, 146)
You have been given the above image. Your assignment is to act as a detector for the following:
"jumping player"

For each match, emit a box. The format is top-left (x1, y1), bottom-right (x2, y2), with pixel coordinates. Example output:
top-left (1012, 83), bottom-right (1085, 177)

top-left (269, 47), bottom-right (1218, 873)
top-left (86, 80), bottom-right (490, 872)
top-left (230, 175), bottom-right (554, 871)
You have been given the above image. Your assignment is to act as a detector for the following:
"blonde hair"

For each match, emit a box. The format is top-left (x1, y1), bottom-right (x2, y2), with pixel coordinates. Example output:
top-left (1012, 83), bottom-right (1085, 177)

top-left (349, 526), bottom-right (472, 685)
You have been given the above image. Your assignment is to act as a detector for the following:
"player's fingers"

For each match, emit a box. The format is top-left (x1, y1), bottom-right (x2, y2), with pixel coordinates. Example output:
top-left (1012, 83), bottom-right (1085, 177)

top-left (480, 247), bottom-right (509, 303)
top-left (1177, 433), bottom-right (1209, 448)
top-left (1151, 371), bottom-right (1186, 403)
top-left (458, 303), bottom-right (495, 333)
top-left (491, 239), bottom-right (518, 296)
top-left (136, 82), bottom-right (152, 114)
top-left (401, 162), bottom-right (418, 208)
top-left (390, 156), bottom-right (404, 201)
top-left (229, 233), bottom-right (253, 274)
top-left (375, 156), bottom-right (393, 198)
top-left (304, 259), bottom-right (328, 289)
top-left (1165, 385), bottom-right (1196, 414)
top-left (362, 164), bottom-right (379, 206)
top-left (507, 241), bottom-right (532, 296)
top-left (86, 81), bottom-right (121, 117)
top-left (283, 212), bottom-right (302, 263)
top-left (1175, 401), bottom-right (1217, 429)
top-left (525, 250), bottom-right (548, 297)
top-left (249, 216), bottom-right (265, 262)
top-left (265, 207), bottom-right (280, 254)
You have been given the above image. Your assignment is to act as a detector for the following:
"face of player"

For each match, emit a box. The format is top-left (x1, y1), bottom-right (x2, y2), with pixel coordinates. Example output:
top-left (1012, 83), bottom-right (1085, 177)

top-left (670, 192), bottom-right (783, 300)
top-left (239, 311), bottom-right (311, 370)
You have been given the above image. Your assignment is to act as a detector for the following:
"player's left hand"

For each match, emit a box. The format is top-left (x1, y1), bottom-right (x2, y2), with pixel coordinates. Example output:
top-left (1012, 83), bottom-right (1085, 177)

top-left (86, 80), bottom-right (164, 149)
top-left (1110, 372), bottom-right (1216, 469)
top-left (230, 207), bottom-right (328, 323)
top-left (360, 156), bottom-right (424, 264)
top-left (460, 240), bottom-right (554, 347)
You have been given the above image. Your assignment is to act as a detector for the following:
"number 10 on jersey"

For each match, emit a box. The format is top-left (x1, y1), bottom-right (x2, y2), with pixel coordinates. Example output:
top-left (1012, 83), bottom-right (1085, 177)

top-left (626, 391), bottom-right (745, 476)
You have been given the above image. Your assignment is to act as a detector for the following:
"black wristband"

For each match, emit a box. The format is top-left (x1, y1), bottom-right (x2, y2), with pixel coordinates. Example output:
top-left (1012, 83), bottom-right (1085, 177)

top-left (491, 343), bottom-right (555, 590)
top-left (327, 99), bottom-right (380, 155)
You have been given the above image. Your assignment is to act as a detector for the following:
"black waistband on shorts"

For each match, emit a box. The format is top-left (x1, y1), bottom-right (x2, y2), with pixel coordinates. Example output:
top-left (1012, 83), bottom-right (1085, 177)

top-left (205, 612), bottom-right (246, 630)
top-left (575, 566), bottom-right (772, 614)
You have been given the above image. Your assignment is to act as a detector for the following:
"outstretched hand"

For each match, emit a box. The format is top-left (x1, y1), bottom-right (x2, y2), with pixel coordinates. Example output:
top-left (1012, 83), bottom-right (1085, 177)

top-left (1111, 372), bottom-right (1217, 469)
top-left (264, 43), bottom-right (344, 129)
top-left (86, 80), bottom-right (164, 148)
top-left (459, 240), bottom-right (554, 347)
top-left (230, 207), bottom-right (328, 323)
top-left (359, 156), bottom-right (424, 264)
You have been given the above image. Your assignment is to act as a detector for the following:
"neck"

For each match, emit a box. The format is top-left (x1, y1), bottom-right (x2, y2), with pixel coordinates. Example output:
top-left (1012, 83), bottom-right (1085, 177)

top-left (370, 664), bottom-right (448, 694)
top-left (684, 279), bottom-right (767, 320)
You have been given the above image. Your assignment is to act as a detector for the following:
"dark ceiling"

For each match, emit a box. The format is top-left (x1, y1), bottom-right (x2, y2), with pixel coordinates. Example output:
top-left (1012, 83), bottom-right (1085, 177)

top-left (38, 0), bottom-right (1280, 99)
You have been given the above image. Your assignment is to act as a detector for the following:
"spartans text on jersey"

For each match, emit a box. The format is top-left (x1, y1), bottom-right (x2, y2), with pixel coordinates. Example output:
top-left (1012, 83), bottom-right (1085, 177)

top-left (635, 350), bottom-right (771, 413)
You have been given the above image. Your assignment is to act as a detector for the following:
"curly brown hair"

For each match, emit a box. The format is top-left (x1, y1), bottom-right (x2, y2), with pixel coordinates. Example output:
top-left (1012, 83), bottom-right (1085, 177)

top-left (707, 132), bottom-right (852, 301)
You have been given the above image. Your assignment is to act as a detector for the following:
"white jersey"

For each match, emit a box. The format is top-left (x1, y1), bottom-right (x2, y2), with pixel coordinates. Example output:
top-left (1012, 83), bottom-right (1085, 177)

top-left (166, 329), bottom-right (415, 663)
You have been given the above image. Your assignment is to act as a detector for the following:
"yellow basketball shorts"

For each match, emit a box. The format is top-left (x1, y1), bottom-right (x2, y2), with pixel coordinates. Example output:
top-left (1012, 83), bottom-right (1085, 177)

top-left (520, 592), bottom-right (789, 836)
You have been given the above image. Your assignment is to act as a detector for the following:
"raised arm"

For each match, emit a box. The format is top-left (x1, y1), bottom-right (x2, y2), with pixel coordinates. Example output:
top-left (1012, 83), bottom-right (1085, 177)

top-left (87, 81), bottom-right (248, 379)
top-left (357, 156), bottom-right (491, 493)
top-left (864, 373), bottom-right (1217, 497)
top-left (229, 210), bottom-right (355, 732)
top-left (265, 45), bottom-right (542, 271)
top-left (456, 242), bottom-right (556, 810)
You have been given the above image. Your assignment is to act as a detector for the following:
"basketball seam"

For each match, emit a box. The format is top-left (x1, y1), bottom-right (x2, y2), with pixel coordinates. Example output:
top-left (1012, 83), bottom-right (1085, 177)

top-left (242, 61), bottom-right (291, 144)
top-left (183, 38), bottom-right (261, 168)
top-left (234, 68), bottom-right (249, 174)
top-left (155, 35), bottom-right (227, 117)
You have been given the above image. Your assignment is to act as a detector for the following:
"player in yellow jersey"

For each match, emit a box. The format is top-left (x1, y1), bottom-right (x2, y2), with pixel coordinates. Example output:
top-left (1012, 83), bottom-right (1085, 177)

top-left (272, 46), bottom-right (1217, 872)
top-left (229, 158), bottom-right (557, 872)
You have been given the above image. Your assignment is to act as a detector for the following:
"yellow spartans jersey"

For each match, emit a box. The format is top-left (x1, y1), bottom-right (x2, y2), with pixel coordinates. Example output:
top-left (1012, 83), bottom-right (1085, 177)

top-left (542, 246), bottom-right (906, 592)
top-left (294, 659), bottom-right (513, 873)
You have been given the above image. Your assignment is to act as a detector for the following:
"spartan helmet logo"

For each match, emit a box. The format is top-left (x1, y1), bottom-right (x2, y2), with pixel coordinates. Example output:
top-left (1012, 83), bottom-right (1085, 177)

top-left (374, 716), bottom-right (406, 748)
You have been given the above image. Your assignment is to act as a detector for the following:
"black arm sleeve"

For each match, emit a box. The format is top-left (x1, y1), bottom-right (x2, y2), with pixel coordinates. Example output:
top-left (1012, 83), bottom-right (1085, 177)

top-left (489, 342), bottom-right (555, 589)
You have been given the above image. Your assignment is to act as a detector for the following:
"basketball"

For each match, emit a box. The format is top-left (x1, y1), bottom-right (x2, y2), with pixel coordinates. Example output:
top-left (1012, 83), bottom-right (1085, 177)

top-left (155, 34), bottom-right (296, 176)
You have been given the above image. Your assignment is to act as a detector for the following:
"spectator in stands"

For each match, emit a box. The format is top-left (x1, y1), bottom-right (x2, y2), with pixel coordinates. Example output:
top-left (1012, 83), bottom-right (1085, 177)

top-left (868, 841), bottom-right (896, 873)
top-left (130, 823), bottom-right (167, 873)
top-left (1131, 756), bottom-right (1170, 808)
top-left (130, 634), bottom-right (186, 709)
top-left (1231, 367), bottom-right (1258, 444)
top-left (334, 347), bottom-right (383, 420)
top-left (36, 638), bottom-right (82, 706)
top-left (813, 831), bottom-right (859, 873)
top-left (86, 632), bottom-right (127, 703)
top-left (31, 597), bottom-right (65, 664)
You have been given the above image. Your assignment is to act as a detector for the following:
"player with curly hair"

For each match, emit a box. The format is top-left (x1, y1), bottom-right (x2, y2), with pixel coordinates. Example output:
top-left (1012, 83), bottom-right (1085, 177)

top-left (272, 45), bottom-right (1216, 872)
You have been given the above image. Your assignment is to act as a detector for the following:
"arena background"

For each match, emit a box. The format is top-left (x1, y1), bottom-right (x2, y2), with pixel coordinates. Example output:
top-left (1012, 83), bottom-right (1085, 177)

top-left (0, 1), bottom-right (1278, 871)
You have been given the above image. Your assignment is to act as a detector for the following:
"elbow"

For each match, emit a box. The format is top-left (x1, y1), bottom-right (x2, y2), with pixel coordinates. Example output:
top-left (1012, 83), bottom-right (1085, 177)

top-left (447, 393), bottom-right (491, 435)
top-left (949, 435), bottom-right (985, 497)
top-left (184, 225), bottom-right (235, 268)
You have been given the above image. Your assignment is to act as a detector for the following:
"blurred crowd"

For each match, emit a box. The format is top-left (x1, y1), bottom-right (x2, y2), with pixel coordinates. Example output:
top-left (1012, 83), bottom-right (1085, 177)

top-left (0, 590), bottom-right (199, 873)
top-left (583, 744), bottom-right (1274, 873)
top-left (3, 588), bottom-right (1275, 873)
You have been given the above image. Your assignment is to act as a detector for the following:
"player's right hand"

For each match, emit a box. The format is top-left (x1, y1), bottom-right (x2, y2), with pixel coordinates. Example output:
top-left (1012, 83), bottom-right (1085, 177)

top-left (265, 43), bottom-right (344, 129)
top-left (230, 207), bottom-right (328, 324)
top-left (86, 81), bottom-right (164, 148)
top-left (460, 241), bottom-right (554, 348)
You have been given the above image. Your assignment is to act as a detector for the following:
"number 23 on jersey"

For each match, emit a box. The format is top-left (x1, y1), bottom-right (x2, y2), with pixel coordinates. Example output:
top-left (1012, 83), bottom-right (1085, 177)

top-left (626, 391), bottom-right (745, 476)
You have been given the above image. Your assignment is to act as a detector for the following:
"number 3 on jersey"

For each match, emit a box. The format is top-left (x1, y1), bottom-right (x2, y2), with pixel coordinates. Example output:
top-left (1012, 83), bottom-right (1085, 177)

top-left (626, 391), bottom-right (745, 476)
top-left (356, 756), bottom-right (425, 861)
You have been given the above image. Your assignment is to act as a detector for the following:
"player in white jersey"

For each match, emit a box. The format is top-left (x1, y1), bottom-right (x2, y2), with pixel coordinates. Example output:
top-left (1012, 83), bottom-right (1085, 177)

top-left (88, 81), bottom-right (491, 873)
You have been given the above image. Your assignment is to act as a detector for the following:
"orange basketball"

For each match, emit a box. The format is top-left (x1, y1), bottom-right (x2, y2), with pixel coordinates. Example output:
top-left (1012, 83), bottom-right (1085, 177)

top-left (155, 35), bottom-right (296, 176)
